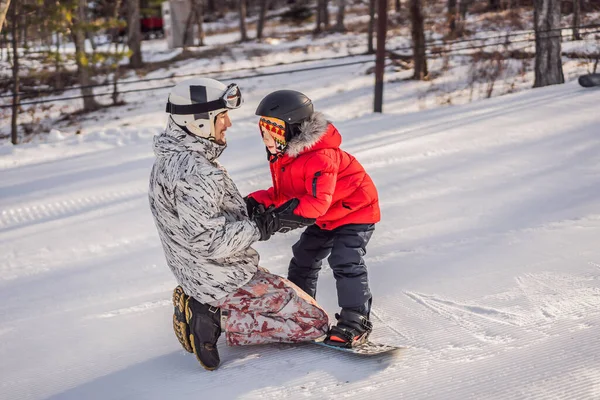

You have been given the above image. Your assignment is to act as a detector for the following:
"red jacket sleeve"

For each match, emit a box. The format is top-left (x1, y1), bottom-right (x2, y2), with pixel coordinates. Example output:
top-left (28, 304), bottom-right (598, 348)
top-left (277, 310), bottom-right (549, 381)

top-left (247, 187), bottom-right (275, 207)
top-left (294, 152), bottom-right (338, 219)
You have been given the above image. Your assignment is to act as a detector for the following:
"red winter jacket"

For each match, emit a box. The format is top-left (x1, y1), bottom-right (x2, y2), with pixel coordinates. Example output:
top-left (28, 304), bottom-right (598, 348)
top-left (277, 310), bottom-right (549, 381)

top-left (248, 112), bottom-right (380, 230)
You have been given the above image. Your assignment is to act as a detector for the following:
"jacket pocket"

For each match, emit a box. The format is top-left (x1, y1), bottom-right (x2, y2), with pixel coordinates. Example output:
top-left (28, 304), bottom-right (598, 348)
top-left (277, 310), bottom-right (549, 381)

top-left (312, 171), bottom-right (322, 197)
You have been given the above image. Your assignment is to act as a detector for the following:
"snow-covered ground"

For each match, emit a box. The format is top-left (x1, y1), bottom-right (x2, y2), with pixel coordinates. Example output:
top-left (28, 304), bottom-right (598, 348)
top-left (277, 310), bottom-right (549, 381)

top-left (1, 48), bottom-right (600, 399)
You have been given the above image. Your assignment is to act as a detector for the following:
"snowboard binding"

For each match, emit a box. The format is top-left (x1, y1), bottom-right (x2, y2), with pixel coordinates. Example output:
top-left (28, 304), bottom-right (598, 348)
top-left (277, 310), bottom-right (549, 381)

top-left (324, 309), bottom-right (373, 349)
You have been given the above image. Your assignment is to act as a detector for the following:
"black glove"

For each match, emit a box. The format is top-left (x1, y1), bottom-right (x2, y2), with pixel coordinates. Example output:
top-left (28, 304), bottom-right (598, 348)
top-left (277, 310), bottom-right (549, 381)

top-left (272, 199), bottom-right (316, 233)
top-left (252, 209), bottom-right (278, 241)
top-left (244, 196), bottom-right (261, 218)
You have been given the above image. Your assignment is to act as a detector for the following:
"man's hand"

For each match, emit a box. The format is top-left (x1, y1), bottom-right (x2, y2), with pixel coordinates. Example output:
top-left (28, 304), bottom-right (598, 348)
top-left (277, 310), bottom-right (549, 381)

top-left (252, 209), bottom-right (278, 241)
top-left (244, 196), bottom-right (261, 218)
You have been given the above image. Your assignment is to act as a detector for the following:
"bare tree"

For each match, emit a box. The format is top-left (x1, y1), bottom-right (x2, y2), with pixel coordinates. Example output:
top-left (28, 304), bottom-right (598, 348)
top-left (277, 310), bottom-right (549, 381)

top-left (207, 0), bottom-right (215, 13)
top-left (448, 0), bottom-right (457, 36)
top-left (239, 0), bottom-right (248, 41)
top-left (459, 0), bottom-right (470, 20)
top-left (322, 0), bottom-right (330, 29)
top-left (73, 0), bottom-right (100, 111)
top-left (410, 0), bottom-right (427, 79)
top-left (0, 0), bottom-right (10, 34)
top-left (334, 0), bottom-right (346, 32)
top-left (109, 0), bottom-right (126, 105)
top-left (533, 0), bottom-right (564, 87)
top-left (572, 0), bottom-right (582, 40)
top-left (182, 3), bottom-right (195, 47)
top-left (315, 0), bottom-right (324, 33)
top-left (193, 0), bottom-right (205, 46)
top-left (257, 0), bottom-right (269, 39)
top-left (10, 0), bottom-right (18, 144)
top-left (127, 0), bottom-right (143, 68)
top-left (367, 0), bottom-right (376, 53)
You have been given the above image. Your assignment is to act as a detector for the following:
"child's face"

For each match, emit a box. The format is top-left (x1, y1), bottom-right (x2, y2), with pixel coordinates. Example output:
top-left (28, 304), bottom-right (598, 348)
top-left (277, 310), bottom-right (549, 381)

top-left (260, 126), bottom-right (278, 154)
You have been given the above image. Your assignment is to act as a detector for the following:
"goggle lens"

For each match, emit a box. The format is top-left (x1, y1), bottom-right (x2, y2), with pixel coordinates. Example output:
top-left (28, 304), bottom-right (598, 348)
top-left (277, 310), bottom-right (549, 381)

top-left (224, 84), bottom-right (242, 109)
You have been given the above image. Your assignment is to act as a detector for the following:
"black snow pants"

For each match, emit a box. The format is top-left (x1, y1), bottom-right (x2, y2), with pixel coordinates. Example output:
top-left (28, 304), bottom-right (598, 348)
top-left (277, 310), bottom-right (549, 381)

top-left (287, 223), bottom-right (375, 316)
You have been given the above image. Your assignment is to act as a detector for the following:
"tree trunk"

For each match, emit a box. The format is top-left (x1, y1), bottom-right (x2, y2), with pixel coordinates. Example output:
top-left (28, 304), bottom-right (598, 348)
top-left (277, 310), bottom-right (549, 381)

top-left (21, 8), bottom-right (27, 50)
top-left (322, 0), bottom-right (330, 29)
top-left (10, 0), bottom-right (18, 145)
top-left (367, 0), bottom-right (375, 53)
top-left (374, 0), bottom-right (387, 113)
top-left (86, 29), bottom-right (97, 52)
top-left (182, 4), bottom-right (195, 48)
top-left (127, 0), bottom-right (143, 67)
top-left (207, 0), bottom-right (215, 13)
top-left (533, 0), bottom-right (564, 87)
top-left (395, 0), bottom-right (401, 12)
top-left (448, 0), bottom-right (457, 36)
top-left (334, 0), bottom-right (346, 32)
top-left (74, 0), bottom-right (100, 111)
top-left (315, 0), bottom-right (323, 33)
top-left (572, 0), bottom-right (581, 40)
top-left (459, 0), bottom-right (469, 20)
top-left (239, 0), bottom-right (248, 41)
top-left (109, 0), bottom-right (124, 104)
top-left (54, 32), bottom-right (63, 89)
top-left (193, 0), bottom-right (205, 46)
top-left (0, 0), bottom-right (10, 35)
top-left (489, 0), bottom-right (501, 11)
top-left (257, 0), bottom-right (268, 39)
top-left (410, 0), bottom-right (428, 80)
top-left (112, 42), bottom-right (122, 105)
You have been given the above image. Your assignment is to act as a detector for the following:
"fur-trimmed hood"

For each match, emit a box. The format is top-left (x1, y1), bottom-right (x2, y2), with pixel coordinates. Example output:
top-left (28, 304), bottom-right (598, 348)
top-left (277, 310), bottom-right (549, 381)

top-left (285, 111), bottom-right (333, 157)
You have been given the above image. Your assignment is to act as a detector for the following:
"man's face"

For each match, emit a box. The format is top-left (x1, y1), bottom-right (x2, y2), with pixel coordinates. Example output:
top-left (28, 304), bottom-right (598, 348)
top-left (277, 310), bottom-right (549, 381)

top-left (214, 111), bottom-right (232, 145)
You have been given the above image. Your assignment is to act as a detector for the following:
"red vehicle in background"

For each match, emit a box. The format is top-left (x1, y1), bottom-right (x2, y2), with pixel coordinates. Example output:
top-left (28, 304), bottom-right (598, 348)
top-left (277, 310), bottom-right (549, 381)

top-left (116, 15), bottom-right (164, 41)
top-left (141, 16), bottom-right (164, 39)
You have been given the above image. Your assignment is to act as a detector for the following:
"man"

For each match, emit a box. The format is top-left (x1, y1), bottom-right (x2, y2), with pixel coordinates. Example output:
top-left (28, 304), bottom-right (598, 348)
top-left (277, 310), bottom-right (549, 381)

top-left (148, 78), bottom-right (328, 371)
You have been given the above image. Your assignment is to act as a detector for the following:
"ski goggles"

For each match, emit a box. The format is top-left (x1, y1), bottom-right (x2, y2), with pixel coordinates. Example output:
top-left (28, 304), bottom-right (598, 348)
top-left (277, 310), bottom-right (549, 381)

top-left (166, 83), bottom-right (243, 115)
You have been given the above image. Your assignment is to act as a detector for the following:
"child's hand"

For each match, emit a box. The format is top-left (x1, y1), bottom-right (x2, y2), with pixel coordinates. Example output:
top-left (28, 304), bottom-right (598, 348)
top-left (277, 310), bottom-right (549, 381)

top-left (273, 199), bottom-right (316, 233)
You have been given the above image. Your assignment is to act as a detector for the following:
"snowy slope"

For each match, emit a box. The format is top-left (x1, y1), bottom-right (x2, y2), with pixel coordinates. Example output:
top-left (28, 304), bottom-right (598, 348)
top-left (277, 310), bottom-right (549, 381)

top-left (1, 75), bottom-right (600, 399)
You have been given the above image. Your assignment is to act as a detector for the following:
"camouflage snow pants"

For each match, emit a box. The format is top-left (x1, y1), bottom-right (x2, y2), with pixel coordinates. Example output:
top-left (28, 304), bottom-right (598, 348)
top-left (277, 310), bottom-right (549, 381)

top-left (209, 269), bottom-right (330, 346)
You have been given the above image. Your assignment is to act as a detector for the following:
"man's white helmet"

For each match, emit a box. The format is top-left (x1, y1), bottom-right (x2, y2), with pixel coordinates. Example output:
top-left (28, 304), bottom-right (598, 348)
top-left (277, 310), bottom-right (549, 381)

top-left (166, 78), bottom-right (242, 140)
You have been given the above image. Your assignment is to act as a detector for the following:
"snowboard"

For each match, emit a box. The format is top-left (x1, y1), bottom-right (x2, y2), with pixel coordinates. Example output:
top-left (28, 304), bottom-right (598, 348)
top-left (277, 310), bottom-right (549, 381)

top-left (312, 336), bottom-right (403, 355)
top-left (578, 73), bottom-right (600, 88)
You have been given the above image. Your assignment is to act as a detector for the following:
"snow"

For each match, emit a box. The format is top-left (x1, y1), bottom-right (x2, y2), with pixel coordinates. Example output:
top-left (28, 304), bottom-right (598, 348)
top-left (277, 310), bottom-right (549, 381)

top-left (2, 30), bottom-right (600, 400)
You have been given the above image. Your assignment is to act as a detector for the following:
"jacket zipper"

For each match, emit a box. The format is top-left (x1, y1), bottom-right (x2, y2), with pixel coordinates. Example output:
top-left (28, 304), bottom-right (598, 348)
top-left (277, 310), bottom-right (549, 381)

top-left (312, 171), bottom-right (321, 197)
top-left (272, 161), bottom-right (280, 203)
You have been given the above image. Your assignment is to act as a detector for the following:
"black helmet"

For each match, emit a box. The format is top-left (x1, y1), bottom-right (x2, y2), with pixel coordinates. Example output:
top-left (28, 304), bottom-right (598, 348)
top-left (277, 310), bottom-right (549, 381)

top-left (255, 90), bottom-right (314, 124)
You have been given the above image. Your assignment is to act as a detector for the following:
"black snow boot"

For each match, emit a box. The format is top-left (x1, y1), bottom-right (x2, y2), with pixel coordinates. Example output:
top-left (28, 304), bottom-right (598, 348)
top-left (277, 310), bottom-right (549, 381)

top-left (324, 309), bottom-right (373, 348)
top-left (172, 286), bottom-right (193, 353)
top-left (185, 297), bottom-right (223, 370)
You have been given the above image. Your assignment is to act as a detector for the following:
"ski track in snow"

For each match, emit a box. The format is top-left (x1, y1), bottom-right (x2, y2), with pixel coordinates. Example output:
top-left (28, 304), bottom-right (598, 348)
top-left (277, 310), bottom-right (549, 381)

top-left (0, 188), bottom-right (148, 232)
top-left (89, 300), bottom-right (172, 319)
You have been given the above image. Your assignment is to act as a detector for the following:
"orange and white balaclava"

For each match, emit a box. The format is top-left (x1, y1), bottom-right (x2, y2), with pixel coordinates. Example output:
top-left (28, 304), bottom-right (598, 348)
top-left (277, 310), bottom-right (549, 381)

top-left (259, 116), bottom-right (288, 154)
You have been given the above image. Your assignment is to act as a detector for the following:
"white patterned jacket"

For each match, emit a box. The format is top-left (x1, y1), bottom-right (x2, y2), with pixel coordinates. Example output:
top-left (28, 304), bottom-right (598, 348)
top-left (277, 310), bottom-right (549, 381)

top-left (148, 119), bottom-right (260, 304)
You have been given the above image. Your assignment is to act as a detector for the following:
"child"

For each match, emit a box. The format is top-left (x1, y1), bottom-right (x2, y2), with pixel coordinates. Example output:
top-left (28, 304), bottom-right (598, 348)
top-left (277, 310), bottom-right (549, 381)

top-left (246, 90), bottom-right (380, 348)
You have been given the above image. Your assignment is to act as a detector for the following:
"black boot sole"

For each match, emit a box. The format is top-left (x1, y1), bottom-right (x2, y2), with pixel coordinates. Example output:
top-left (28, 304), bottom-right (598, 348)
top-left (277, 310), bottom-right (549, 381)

top-left (185, 298), bottom-right (221, 371)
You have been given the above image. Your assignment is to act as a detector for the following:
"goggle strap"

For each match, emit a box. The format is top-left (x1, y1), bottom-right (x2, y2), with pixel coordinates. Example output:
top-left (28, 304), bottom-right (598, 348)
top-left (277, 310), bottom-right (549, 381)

top-left (166, 99), bottom-right (226, 115)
